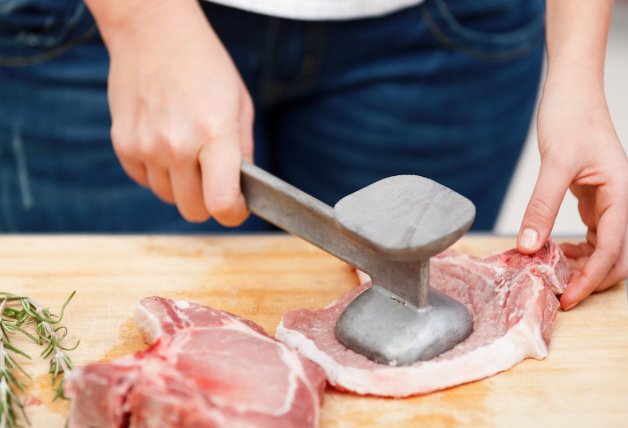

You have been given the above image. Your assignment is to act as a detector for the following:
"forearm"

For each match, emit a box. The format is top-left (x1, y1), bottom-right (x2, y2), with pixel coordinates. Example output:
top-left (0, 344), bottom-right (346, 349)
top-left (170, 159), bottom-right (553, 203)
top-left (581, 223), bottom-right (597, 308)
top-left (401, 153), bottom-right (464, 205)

top-left (546, 0), bottom-right (613, 84)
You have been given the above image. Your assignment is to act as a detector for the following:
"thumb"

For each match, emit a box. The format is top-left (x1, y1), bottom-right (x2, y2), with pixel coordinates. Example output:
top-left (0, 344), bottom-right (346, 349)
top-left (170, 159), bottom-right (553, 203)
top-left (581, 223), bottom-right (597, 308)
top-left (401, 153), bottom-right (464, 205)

top-left (517, 160), bottom-right (571, 254)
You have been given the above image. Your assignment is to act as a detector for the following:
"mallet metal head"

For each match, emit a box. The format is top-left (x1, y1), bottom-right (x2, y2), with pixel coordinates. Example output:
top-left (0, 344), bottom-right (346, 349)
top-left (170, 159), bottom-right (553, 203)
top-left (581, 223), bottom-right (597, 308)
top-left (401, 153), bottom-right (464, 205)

top-left (333, 176), bottom-right (475, 366)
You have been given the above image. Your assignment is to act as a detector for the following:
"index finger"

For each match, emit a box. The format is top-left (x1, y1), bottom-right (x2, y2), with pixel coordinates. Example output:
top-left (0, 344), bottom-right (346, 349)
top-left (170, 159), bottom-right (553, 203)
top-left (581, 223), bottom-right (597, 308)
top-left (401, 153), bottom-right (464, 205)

top-left (560, 201), bottom-right (627, 310)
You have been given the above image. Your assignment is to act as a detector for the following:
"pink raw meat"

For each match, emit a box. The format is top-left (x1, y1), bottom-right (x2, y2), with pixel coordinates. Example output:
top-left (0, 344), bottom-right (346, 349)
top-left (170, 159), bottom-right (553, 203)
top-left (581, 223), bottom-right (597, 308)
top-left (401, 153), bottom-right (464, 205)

top-left (65, 297), bottom-right (326, 428)
top-left (276, 241), bottom-right (571, 397)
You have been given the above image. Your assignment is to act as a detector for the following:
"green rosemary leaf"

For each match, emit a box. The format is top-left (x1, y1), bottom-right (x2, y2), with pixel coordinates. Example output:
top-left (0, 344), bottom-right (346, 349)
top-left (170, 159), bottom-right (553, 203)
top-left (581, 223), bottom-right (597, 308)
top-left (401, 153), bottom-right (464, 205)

top-left (3, 356), bottom-right (30, 382)
top-left (53, 291), bottom-right (76, 324)
top-left (2, 326), bottom-right (37, 345)
top-left (56, 340), bottom-right (80, 353)
top-left (2, 343), bottom-right (31, 360)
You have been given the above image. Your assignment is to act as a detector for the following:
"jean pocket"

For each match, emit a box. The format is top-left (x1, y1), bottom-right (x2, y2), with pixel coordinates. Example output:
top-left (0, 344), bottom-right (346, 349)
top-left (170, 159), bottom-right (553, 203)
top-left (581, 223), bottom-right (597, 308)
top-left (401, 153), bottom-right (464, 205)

top-left (0, 0), bottom-right (95, 66)
top-left (419, 0), bottom-right (545, 61)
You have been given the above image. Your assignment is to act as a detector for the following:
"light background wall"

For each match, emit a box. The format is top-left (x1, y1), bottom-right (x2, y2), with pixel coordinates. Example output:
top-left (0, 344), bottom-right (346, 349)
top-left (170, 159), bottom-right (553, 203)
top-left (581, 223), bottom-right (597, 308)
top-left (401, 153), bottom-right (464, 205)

top-left (495, 1), bottom-right (628, 236)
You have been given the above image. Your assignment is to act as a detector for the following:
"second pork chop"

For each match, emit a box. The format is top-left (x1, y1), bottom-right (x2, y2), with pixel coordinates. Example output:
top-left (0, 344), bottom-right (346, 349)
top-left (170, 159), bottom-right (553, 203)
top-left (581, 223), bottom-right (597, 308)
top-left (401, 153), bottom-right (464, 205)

top-left (65, 297), bottom-right (326, 427)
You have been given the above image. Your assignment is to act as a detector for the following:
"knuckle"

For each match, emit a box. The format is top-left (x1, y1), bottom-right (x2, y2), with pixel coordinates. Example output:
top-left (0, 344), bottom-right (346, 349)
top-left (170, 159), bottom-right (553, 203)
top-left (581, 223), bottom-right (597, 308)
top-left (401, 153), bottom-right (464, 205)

top-left (110, 125), bottom-right (124, 147)
top-left (196, 117), bottom-right (237, 141)
top-left (166, 139), bottom-right (195, 170)
top-left (196, 118), bottom-right (219, 139)
top-left (594, 245), bottom-right (621, 268)
top-left (241, 96), bottom-right (255, 119)
top-left (526, 197), bottom-right (554, 220)
top-left (110, 126), bottom-right (134, 157)
top-left (208, 195), bottom-right (238, 217)
top-left (207, 194), bottom-right (247, 226)
top-left (136, 133), bottom-right (158, 162)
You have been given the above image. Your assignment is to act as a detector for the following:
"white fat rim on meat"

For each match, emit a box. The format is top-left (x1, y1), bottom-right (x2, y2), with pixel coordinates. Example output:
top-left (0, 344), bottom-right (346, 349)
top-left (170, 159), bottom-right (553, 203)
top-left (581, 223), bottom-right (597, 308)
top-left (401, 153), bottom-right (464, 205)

top-left (174, 299), bottom-right (191, 309)
top-left (276, 342), bottom-right (321, 427)
top-left (133, 303), bottom-right (164, 344)
top-left (275, 281), bottom-right (549, 398)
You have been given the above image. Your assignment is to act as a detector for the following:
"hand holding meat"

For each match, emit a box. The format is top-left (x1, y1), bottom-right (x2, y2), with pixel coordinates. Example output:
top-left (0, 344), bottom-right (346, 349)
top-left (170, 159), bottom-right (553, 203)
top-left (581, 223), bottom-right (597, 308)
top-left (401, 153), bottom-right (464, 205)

top-left (517, 1), bottom-right (627, 310)
top-left (89, 0), bottom-right (254, 226)
top-left (518, 70), bottom-right (628, 310)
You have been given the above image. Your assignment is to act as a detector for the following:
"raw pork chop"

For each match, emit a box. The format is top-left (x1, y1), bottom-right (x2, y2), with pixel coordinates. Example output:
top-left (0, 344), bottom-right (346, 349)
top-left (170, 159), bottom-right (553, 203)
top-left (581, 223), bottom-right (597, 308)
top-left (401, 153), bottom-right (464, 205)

top-left (276, 241), bottom-right (571, 397)
top-left (65, 297), bottom-right (326, 428)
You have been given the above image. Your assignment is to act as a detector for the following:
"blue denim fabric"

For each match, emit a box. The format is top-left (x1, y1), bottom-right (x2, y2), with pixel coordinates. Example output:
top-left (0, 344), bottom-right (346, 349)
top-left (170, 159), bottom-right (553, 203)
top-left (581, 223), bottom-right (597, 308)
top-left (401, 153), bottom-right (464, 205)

top-left (0, 0), bottom-right (544, 232)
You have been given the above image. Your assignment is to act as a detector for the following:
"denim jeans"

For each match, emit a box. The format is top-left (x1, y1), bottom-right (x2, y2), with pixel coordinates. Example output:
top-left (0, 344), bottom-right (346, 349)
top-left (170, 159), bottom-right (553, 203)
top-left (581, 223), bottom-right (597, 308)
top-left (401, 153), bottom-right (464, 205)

top-left (0, 0), bottom-right (545, 232)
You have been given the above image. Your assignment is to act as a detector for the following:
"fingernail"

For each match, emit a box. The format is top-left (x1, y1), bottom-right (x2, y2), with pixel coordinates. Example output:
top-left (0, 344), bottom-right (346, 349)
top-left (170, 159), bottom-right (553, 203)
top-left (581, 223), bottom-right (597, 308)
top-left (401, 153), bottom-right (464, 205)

top-left (519, 228), bottom-right (538, 250)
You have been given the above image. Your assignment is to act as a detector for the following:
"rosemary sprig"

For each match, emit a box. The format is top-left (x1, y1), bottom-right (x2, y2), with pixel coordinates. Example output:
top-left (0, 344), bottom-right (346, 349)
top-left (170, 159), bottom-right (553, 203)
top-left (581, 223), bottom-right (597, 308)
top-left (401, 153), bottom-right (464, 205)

top-left (0, 299), bottom-right (30, 428)
top-left (0, 292), bottom-right (78, 427)
top-left (18, 292), bottom-right (79, 400)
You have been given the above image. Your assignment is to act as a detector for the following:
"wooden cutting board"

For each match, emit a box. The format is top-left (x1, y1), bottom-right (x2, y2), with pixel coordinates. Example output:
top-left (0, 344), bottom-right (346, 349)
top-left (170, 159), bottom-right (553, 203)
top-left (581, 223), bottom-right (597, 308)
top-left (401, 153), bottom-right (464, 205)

top-left (1, 235), bottom-right (626, 427)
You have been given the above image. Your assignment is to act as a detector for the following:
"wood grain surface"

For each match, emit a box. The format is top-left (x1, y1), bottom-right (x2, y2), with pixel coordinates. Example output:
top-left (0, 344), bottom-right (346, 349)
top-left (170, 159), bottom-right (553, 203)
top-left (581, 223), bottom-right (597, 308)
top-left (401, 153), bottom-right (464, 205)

top-left (1, 235), bottom-right (626, 428)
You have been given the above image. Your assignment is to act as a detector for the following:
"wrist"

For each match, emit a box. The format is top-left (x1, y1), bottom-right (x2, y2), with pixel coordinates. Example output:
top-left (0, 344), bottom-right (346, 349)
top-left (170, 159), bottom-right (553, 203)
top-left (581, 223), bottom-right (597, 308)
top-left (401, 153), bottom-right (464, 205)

top-left (547, 55), bottom-right (604, 83)
top-left (86, 0), bottom-right (202, 52)
top-left (544, 61), bottom-right (605, 97)
top-left (544, 0), bottom-right (611, 92)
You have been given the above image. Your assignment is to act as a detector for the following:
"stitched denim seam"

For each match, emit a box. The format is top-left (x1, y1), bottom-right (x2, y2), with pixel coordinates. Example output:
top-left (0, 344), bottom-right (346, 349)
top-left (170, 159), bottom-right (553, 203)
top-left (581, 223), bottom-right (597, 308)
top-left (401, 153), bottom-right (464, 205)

top-left (13, 1), bottom-right (87, 48)
top-left (419, 3), bottom-right (543, 62)
top-left (0, 23), bottom-right (97, 67)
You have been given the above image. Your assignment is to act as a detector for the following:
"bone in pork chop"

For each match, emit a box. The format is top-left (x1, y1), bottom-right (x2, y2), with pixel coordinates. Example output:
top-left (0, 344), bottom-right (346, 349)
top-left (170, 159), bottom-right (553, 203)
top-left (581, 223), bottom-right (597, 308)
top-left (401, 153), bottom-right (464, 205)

top-left (276, 241), bottom-right (571, 397)
top-left (65, 297), bottom-right (326, 428)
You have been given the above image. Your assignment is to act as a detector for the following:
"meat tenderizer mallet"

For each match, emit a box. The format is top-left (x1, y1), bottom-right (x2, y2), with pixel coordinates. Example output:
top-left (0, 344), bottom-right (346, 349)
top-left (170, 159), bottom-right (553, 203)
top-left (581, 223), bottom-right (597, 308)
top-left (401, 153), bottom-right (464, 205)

top-left (241, 161), bottom-right (475, 366)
